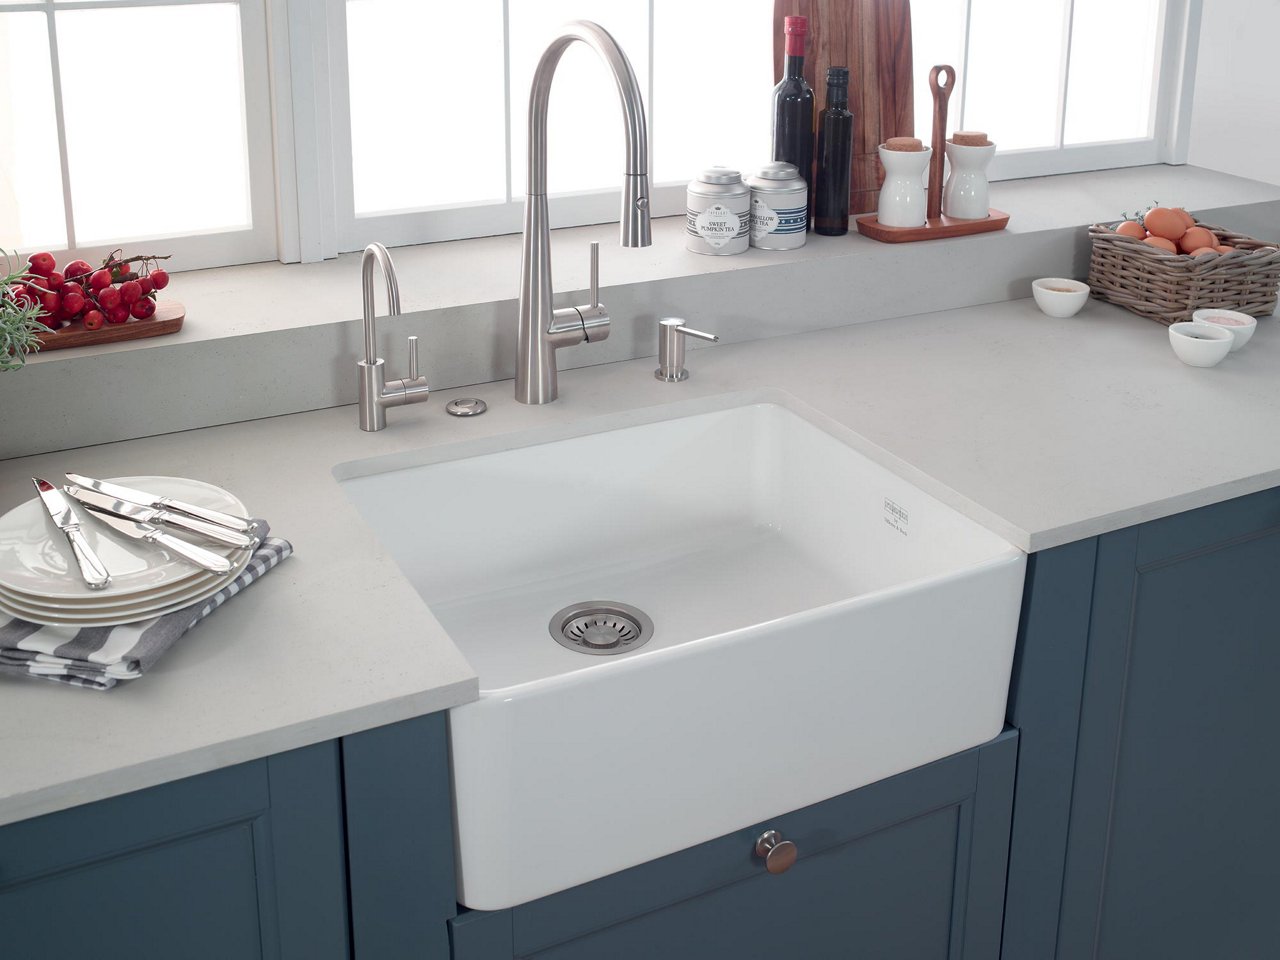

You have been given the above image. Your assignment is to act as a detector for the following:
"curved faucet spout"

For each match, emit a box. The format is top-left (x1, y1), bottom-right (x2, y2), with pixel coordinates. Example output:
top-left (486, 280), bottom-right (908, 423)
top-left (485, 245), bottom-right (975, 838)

top-left (516, 20), bottom-right (652, 405)
top-left (361, 242), bottom-right (401, 364)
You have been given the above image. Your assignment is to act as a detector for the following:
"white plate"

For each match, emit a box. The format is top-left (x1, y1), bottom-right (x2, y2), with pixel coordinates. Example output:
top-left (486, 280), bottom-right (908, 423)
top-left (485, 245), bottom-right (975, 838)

top-left (0, 566), bottom-right (224, 612)
top-left (0, 567), bottom-right (216, 608)
top-left (0, 547), bottom-right (254, 626)
top-left (0, 476), bottom-right (249, 601)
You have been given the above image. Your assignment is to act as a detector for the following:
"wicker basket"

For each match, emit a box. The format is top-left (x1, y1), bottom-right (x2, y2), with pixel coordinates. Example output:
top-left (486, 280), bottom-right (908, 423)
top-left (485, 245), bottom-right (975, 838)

top-left (1087, 221), bottom-right (1280, 326)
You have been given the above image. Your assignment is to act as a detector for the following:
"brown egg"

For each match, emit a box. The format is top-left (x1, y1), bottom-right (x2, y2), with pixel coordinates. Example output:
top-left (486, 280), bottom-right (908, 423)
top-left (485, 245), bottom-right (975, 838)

top-left (1189, 246), bottom-right (1217, 257)
top-left (1179, 226), bottom-right (1217, 253)
top-left (1115, 220), bottom-right (1146, 239)
top-left (1215, 245), bottom-right (1235, 253)
top-left (1173, 208), bottom-right (1196, 231)
top-left (1143, 236), bottom-right (1178, 253)
top-left (1144, 207), bottom-right (1186, 242)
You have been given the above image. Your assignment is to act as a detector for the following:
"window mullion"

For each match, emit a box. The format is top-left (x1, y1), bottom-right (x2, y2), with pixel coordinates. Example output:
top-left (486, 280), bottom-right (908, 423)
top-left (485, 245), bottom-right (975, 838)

top-left (957, 0), bottom-right (974, 129)
top-left (43, 1), bottom-right (76, 249)
top-left (503, 0), bottom-right (512, 204)
top-left (1057, 0), bottom-right (1077, 149)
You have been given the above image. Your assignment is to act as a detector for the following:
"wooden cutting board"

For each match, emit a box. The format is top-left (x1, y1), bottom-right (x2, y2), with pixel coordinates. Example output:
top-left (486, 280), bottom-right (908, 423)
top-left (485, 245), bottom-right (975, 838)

top-left (773, 0), bottom-right (914, 215)
top-left (34, 301), bottom-right (185, 351)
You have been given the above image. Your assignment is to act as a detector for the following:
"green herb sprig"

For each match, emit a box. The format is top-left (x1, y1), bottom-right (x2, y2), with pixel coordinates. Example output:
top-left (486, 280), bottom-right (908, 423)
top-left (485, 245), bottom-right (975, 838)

top-left (1, 249), bottom-right (46, 371)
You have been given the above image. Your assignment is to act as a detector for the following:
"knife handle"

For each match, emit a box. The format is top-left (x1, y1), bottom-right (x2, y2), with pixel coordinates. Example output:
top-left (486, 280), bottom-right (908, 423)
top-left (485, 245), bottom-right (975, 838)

top-left (158, 511), bottom-right (255, 548)
top-left (65, 527), bottom-right (111, 590)
top-left (159, 497), bottom-right (255, 534)
top-left (151, 531), bottom-right (234, 574)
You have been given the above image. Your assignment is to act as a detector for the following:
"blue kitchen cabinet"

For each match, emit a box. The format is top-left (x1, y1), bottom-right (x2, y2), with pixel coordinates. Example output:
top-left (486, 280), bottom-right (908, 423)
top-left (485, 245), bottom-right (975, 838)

top-left (450, 729), bottom-right (1018, 960)
top-left (1003, 486), bottom-right (1280, 959)
top-left (0, 741), bottom-right (350, 960)
top-left (0, 711), bottom-right (455, 960)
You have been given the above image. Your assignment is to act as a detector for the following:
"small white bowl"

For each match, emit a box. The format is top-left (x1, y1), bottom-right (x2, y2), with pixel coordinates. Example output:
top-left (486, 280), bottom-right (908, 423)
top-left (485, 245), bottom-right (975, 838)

top-left (1168, 321), bottom-right (1233, 367)
top-left (1032, 278), bottom-right (1090, 318)
top-left (1192, 308), bottom-right (1257, 351)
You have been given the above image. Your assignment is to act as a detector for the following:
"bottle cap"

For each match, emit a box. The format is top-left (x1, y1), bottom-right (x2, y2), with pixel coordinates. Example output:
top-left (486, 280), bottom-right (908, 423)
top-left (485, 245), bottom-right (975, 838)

top-left (784, 15), bottom-right (807, 56)
top-left (698, 167), bottom-right (743, 184)
top-left (826, 66), bottom-right (849, 85)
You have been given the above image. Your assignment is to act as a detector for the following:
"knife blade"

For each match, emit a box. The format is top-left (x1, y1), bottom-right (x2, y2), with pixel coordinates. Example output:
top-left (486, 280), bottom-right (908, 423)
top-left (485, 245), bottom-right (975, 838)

top-left (81, 507), bottom-right (234, 575)
top-left (63, 484), bottom-right (255, 549)
top-left (64, 474), bottom-right (256, 535)
top-left (32, 477), bottom-right (111, 590)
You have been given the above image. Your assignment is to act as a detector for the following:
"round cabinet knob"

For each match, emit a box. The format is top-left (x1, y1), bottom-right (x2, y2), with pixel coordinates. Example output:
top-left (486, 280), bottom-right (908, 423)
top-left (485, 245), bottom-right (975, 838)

top-left (754, 829), bottom-right (798, 874)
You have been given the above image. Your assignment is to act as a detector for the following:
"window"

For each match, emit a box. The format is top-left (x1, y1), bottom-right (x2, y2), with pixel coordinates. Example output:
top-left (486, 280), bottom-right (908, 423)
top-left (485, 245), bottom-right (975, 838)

top-left (0, 0), bottom-right (276, 271)
top-left (912, 0), bottom-right (1197, 180)
top-left (1, 0), bottom-right (1199, 271)
top-left (328, 0), bottom-right (775, 254)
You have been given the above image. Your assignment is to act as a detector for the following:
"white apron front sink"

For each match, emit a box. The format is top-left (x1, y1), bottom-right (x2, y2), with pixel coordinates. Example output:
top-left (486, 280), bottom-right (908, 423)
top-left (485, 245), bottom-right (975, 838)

top-left (336, 389), bottom-right (1026, 910)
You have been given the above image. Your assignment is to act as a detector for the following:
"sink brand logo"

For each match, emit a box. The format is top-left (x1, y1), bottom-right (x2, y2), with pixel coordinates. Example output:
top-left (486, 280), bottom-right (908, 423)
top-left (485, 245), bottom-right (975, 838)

top-left (883, 497), bottom-right (909, 536)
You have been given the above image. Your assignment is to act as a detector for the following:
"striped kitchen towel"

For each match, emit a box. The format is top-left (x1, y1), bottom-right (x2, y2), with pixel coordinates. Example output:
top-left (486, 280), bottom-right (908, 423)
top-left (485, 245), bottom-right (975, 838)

top-left (0, 537), bottom-right (292, 691)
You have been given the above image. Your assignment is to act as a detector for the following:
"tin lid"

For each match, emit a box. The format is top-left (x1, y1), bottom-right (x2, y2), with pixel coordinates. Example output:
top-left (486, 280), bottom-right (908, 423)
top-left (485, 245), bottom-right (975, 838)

top-left (755, 161), bottom-right (800, 181)
top-left (697, 167), bottom-right (743, 184)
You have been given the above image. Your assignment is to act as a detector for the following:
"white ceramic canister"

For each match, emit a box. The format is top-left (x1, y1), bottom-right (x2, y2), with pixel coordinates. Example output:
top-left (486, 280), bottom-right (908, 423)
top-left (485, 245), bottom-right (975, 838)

top-left (876, 145), bottom-right (932, 228)
top-left (943, 141), bottom-right (997, 220)
top-left (686, 168), bottom-right (750, 255)
top-left (747, 161), bottom-right (807, 250)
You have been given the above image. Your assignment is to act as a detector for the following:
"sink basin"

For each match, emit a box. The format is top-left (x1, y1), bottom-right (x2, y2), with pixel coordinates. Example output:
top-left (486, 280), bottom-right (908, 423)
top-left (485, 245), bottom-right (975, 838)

top-left (336, 389), bottom-right (1026, 910)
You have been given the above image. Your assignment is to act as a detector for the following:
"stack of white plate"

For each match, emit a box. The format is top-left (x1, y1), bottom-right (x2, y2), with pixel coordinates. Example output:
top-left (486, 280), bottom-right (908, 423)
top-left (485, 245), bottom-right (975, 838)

top-left (0, 476), bottom-right (254, 627)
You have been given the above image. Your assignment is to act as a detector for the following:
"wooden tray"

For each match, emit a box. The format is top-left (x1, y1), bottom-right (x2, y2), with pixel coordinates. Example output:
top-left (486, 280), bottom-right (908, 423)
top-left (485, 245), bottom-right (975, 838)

top-left (855, 208), bottom-right (1010, 243)
top-left (35, 301), bottom-right (184, 351)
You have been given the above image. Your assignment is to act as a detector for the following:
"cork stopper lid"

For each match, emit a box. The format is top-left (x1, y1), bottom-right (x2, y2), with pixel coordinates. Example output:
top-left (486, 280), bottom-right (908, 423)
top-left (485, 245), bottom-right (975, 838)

top-left (884, 137), bottom-right (924, 152)
top-left (950, 131), bottom-right (991, 146)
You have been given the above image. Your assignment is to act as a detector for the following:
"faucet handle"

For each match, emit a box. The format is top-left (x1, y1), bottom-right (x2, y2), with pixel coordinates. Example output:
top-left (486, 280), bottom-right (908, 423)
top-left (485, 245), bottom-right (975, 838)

top-left (408, 335), bottom-right (419, 381)
top-left (577, 241), bottom-right (609, 343)
top-left (588, 241), bottom-right (600, 308)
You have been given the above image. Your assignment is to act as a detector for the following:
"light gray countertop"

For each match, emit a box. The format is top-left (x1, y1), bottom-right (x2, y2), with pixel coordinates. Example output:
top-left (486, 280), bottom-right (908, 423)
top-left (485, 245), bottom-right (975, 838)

top-left (2, 294), bottom-right (1278, 825)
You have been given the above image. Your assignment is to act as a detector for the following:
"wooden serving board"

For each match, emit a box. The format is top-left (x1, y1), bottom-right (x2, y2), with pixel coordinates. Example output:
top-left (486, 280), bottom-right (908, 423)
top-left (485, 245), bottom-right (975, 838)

top-left (773, 0), bottom-right (914, 215)
top-left (854, 208), bottom-right (1010, 243)
top-left (34, 301), bottom-right (184, 351)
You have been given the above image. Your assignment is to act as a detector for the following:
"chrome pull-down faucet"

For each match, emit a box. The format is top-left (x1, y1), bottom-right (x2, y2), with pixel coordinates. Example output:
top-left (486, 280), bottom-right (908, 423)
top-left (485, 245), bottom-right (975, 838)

top-left (515, 20), bottom-right (652, 404)
top-left (357, 242), bottom-right (430, 431)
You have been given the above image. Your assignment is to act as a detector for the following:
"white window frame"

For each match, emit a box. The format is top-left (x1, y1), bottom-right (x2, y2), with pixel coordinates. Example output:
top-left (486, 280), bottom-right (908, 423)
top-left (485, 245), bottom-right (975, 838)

top-left (4, 0), bottom-right (278, 272)
top-left (6, 0), bottom-right (1206, 269)
top-left (962, 0), bottom-right (1204, 182)
top-left (319, 0), bottom-right (690, 257)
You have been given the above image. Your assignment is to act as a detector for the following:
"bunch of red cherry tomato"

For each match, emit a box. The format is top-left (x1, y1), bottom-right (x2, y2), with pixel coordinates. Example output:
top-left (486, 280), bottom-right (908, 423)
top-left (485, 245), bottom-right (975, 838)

top-left (9, 251), bottom-right (170, 332)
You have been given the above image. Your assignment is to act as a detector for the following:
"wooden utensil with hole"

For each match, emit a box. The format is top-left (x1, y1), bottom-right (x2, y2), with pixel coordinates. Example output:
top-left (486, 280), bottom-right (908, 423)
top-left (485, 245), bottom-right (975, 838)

top-left (854, 61), bottom-right (1009, 242)
top-left (926, 64), bottom-right (955, 221)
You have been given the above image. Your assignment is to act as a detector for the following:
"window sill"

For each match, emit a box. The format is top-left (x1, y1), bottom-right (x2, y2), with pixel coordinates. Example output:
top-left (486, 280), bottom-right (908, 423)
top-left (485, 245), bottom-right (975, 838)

top-left (4, 164), bottom-right (1279, 460)
top-left (22, 163), bottom-right (1280, 366)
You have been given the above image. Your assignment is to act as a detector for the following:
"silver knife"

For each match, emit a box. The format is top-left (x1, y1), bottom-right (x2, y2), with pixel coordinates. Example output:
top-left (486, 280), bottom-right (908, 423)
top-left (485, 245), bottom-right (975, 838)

top-left (63, 484), bottom-right (255, 549)
top-left (32, 478), bottom-right (112, 590)
top-left (81, 507), bottom-right (234, 575)
top-left (65, 473), bottom-right (256, 535)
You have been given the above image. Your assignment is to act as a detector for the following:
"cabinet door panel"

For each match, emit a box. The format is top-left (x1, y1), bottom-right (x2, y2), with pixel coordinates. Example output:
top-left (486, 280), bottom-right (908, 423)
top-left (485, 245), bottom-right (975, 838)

top-left (530, 807), bottom-right (959, 960)
top-left (1061, 525), bottom-right (1280, 960)
top-left (0, 822), bottom-right (265, 959)
top-left (0, 742), bottom-right (349, 960)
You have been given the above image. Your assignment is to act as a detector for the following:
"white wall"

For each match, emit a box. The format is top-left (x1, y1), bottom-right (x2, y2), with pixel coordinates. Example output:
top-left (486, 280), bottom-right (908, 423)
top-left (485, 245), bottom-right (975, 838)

top-left (1187, 0), bottom-right (1280, 185)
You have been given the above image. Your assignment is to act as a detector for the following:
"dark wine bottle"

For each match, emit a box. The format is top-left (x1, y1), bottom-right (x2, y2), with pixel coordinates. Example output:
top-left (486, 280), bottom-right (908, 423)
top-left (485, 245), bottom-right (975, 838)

top-left (814, 66), bottom-right (854, 236)
top-left (771, 15), bottom-right (814, 207)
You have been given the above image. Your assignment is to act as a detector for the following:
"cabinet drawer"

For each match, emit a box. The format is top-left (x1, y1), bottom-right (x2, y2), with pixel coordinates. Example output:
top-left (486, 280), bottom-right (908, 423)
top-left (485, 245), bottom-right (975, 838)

top-left (451, 730), bottom-right (1017, 960)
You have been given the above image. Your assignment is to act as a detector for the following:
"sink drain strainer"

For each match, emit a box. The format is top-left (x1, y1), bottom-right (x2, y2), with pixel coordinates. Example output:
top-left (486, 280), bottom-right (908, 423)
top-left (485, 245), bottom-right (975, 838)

top-left (550, 601), bottom-right (654, 656)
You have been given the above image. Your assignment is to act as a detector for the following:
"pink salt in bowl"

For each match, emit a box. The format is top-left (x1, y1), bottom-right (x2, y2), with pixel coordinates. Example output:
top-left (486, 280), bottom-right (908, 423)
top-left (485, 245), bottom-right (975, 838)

top-left (1192, 308), bottom-right (1257, 351)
